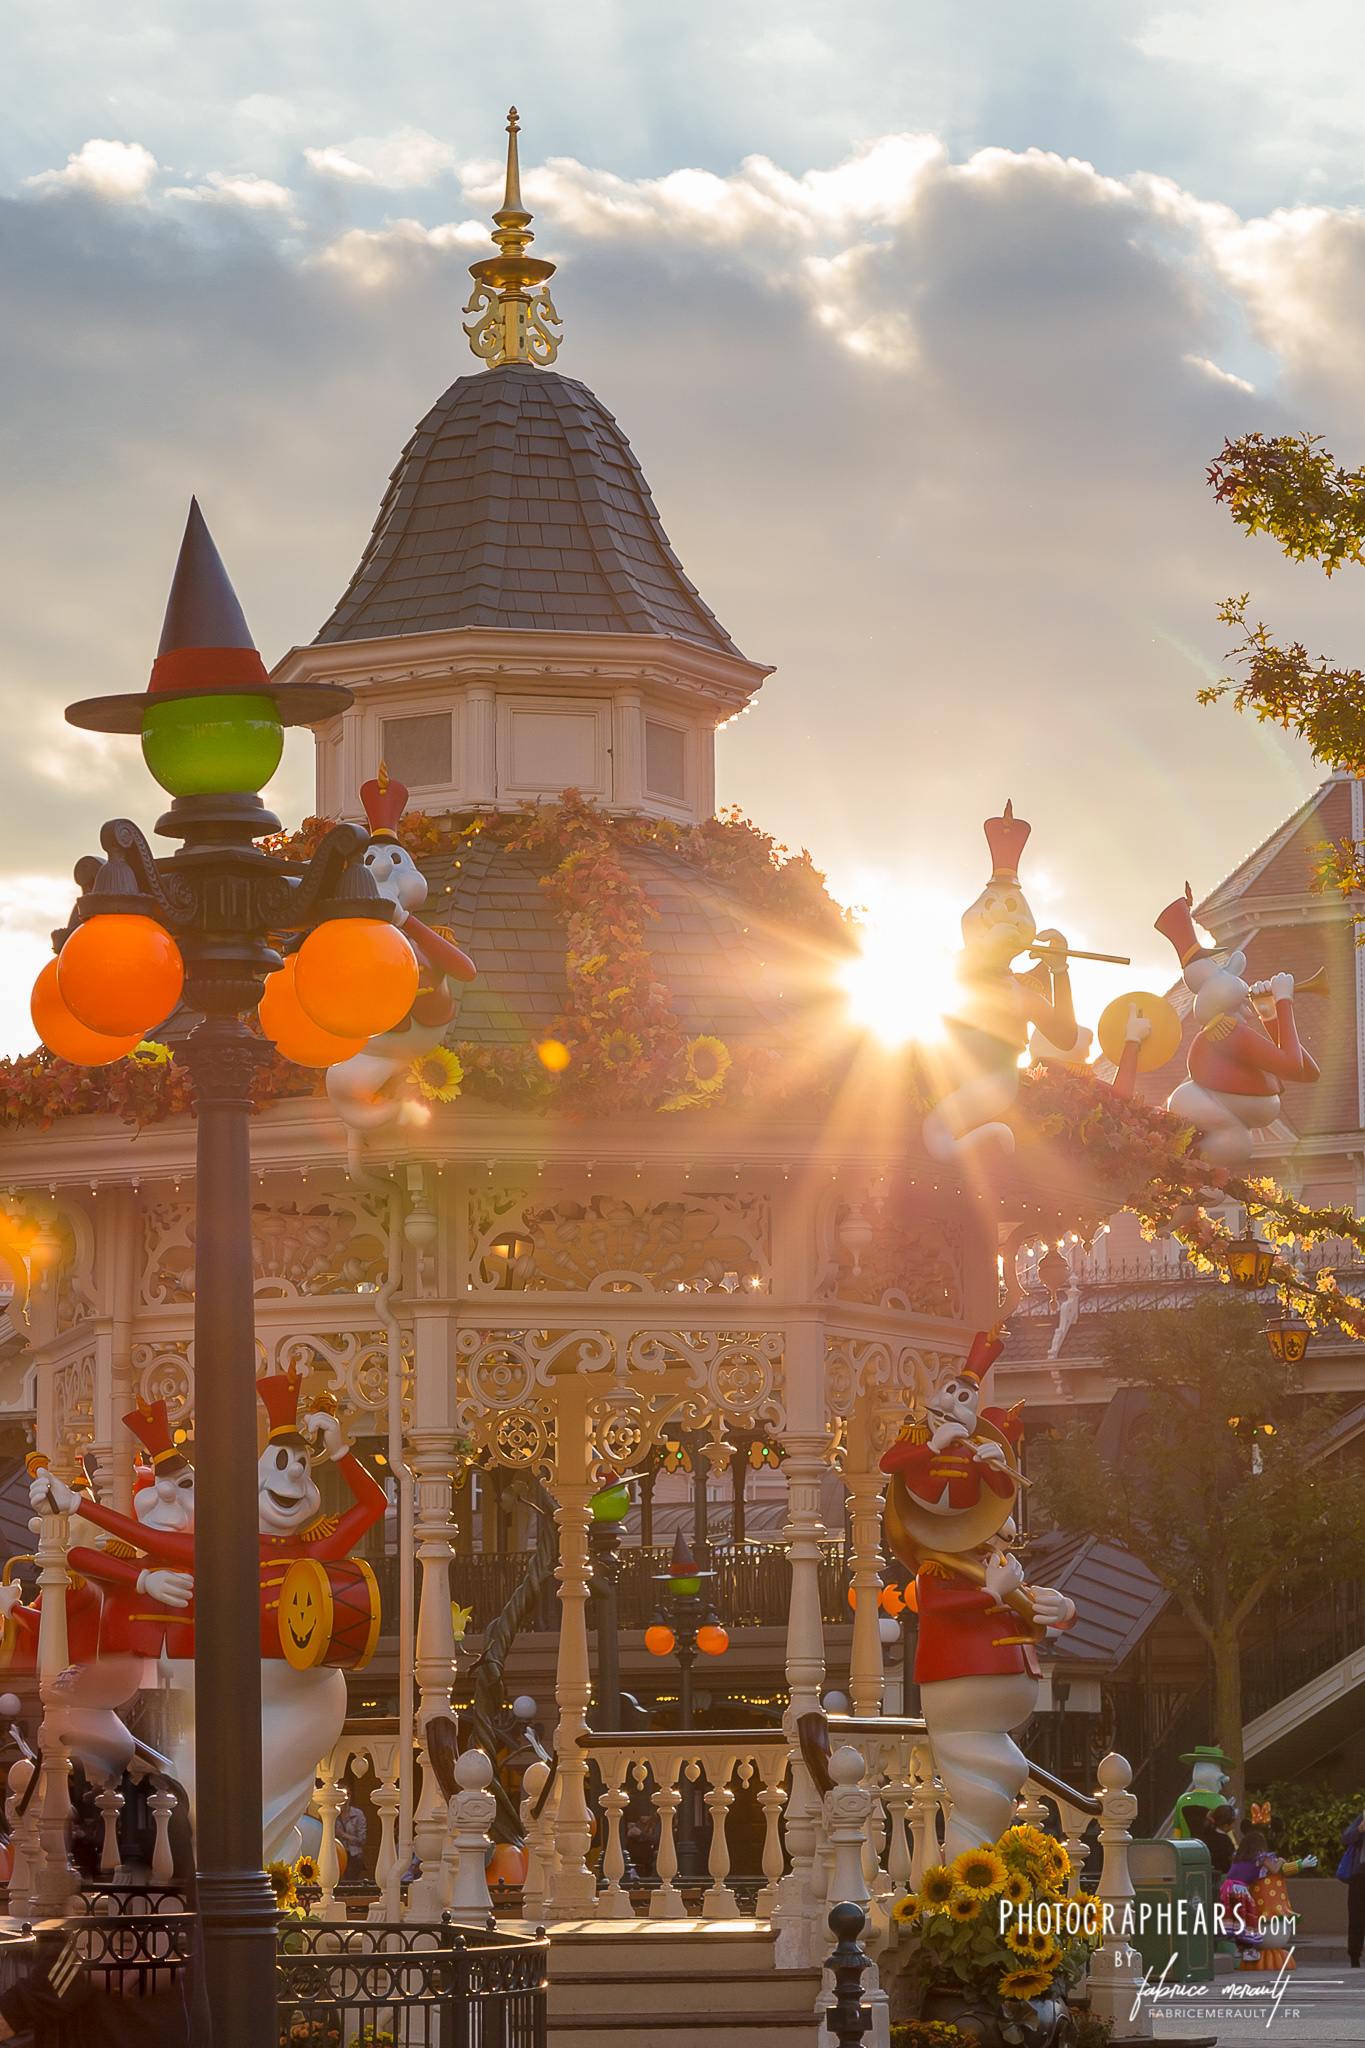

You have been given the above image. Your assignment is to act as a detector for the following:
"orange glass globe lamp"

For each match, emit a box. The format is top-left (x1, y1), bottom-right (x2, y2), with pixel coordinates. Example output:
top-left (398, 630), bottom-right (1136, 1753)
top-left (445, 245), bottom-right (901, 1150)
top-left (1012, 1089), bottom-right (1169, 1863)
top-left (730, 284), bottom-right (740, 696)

top-left (292, 919), bottom-right (419, 1040)
top-left (30, 960), bottom-right (143, 1067)
top-left (258, 955), bottom-right (368, 1069)
top-left (644, 1624), bottom-right (676, 1657)
top-left (695, 1623), bottom-right (729, 1657)
top-left (56, 915), bottom-right (184, 1038)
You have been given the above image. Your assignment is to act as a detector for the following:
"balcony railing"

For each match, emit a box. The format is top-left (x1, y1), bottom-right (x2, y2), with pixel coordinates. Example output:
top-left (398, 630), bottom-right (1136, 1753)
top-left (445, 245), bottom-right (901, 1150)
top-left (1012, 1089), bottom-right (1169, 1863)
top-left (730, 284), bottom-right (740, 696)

top-left (368, 1540), bottom-right (850, 1639)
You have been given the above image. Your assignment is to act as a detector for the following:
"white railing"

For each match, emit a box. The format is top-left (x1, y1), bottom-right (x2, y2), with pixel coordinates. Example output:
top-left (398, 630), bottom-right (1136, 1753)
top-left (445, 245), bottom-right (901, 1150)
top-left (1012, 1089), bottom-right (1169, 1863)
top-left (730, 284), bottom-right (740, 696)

top-left (311, 1722), bottom-right (404, 1922)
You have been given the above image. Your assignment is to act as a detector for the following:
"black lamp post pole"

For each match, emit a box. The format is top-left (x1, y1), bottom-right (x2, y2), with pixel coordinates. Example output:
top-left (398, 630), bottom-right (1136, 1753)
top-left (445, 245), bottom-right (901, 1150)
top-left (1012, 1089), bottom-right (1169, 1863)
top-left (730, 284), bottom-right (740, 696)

top-left (187, 1013), bottom-right (277, 2036)
top-left (66, 802), bottom-right (381, 2046)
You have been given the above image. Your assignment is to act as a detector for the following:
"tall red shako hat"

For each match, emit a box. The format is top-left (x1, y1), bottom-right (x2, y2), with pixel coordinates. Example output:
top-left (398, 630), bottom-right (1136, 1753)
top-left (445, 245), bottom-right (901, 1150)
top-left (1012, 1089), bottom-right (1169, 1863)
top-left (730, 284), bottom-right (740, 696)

top-left (957, 1325), bottom-right (1006, 1389)
top-left (360, 764), bottom-right (408, 843)
top-left (64, 499), bottom-right (350, 737)
top-left (123, 1397), bottom-right (190, 1477)
top-left (1154, 884), bottom-right (1217, 973)
top-left (257, 1365), bottom-right (308, 1449)
top-left (983, 801), bottom-right (1031, 883)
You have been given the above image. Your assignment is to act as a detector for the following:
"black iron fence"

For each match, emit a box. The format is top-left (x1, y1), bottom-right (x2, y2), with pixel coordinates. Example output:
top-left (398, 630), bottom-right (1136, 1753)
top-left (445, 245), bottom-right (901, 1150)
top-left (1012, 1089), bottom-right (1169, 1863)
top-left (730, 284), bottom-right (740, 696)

top-left (276, 1918), bottom-right (548, 2048)
top-left (368, 1539), bottom-right (850, 1637)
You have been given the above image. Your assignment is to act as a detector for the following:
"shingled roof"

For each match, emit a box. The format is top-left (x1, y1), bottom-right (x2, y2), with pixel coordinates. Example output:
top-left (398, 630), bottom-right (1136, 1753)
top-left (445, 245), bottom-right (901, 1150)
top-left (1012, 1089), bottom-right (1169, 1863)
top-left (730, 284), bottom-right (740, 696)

top-left (315, 363), bottom-right (744, 656)
top-left (416, 834), bottom-right (815, 1050)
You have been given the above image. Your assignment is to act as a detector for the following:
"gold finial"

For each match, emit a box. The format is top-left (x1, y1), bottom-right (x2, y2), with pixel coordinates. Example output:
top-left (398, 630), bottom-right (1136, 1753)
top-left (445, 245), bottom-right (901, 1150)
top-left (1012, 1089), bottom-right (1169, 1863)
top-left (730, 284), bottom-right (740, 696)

top-left (463, 106), bottom-right (562, 368)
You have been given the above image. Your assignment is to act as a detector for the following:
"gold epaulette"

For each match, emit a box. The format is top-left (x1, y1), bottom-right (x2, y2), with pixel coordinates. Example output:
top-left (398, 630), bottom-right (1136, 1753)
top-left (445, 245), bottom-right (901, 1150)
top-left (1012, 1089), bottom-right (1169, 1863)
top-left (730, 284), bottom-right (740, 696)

top-left (919, 1560), bottom-right (955, 1578)
top-left (299, 1514), bottom-right (339, 1544)
top-left (896, 1424), bottom-right (930, 1446)
top-left (1202, 1013), bottom-right (1238, 1044)
top-left (104, 1538), bottom-right (142, 1561)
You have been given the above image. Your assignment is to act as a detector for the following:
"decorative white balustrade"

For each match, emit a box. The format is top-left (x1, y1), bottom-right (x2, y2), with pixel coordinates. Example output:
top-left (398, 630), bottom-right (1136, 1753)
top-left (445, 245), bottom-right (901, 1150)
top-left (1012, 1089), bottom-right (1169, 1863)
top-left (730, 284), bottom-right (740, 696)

top-left (310, 1724), bottom-right (405, 1923)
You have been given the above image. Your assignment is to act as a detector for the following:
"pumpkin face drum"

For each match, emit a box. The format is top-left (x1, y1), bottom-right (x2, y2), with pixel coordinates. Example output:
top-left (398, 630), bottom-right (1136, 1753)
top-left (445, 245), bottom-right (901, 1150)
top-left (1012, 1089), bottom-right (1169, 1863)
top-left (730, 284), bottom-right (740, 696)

top-left (278, 1558), bottom-right (381, 1671)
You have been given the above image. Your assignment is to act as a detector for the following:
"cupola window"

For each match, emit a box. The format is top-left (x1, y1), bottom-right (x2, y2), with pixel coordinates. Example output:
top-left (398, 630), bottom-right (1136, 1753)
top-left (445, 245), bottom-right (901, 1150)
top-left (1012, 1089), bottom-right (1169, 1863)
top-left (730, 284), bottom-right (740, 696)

top-left (646, 720), bottom-right (686, 802)
top-left (382, 712), bottom-right (452, 790)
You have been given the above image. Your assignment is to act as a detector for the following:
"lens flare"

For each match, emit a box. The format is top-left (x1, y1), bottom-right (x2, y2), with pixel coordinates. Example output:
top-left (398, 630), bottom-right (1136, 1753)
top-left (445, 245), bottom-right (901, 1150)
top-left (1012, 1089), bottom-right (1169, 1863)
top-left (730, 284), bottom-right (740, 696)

top-left (838, 881), bottom-right (963, 1048)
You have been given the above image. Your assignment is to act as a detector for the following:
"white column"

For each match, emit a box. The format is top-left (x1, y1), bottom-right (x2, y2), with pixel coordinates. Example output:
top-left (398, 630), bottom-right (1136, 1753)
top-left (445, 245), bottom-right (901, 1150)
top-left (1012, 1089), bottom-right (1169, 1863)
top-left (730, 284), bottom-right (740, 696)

top-left (465, 683), bottom-right (496, 805)
top-left (776, 1427), bottom-right (828, 1962)
top-left (107, 1186), bottom-right (138, 1515)
top-left (314, 1750), bottom-right (346, 1922)
top-left (843, 1402), bottom-right (886, 1717)
top-left (31, 1469), bottom-right (78, 1916)
top-left (407, 1425), bottom-right (459, 1918)
top-left (546, 1373), bottom-right (597, 1920)
top-left (446, 1749), bottom-right (497, 1923)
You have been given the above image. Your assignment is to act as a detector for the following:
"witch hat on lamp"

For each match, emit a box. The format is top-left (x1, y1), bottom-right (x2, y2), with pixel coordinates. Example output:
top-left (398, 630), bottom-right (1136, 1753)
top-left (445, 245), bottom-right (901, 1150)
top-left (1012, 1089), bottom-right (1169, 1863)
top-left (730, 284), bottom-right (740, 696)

top-left (64, 499), bottom-right (351, 798)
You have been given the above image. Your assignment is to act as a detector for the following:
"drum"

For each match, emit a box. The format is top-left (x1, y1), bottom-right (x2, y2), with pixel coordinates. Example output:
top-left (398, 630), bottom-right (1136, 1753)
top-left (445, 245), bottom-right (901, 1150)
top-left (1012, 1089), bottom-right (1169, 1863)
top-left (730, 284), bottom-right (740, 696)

top-left (277, 1557), bottom-right (381, 1671)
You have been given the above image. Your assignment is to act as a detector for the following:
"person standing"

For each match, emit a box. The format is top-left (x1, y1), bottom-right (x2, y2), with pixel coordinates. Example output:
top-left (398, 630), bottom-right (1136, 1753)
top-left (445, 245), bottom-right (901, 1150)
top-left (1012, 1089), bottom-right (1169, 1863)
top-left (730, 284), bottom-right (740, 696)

top-left (1341, 1809), bottom-right (1365, 1966)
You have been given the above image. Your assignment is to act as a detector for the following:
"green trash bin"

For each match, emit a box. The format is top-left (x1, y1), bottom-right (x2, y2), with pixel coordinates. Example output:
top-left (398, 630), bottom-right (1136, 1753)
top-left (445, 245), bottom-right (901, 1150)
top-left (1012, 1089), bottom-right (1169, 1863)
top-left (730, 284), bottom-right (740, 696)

top-left (1126, 1837), bottom-right (1215, 1984)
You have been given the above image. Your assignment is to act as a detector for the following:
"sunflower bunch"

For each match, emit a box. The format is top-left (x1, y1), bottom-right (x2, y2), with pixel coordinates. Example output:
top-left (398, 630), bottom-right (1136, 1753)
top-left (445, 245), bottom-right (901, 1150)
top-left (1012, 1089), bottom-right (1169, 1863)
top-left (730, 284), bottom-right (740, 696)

top-left (905, 1830), bottom-right (1094, 2021)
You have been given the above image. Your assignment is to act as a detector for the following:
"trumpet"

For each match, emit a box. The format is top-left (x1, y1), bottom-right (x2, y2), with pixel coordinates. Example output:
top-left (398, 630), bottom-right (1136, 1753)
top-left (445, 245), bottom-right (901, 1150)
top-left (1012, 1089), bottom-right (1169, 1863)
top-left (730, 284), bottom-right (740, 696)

top-left (1028, 946), bottom-right (1132, 967)
top-left (1250, 966), bottom-right (1329, 1015)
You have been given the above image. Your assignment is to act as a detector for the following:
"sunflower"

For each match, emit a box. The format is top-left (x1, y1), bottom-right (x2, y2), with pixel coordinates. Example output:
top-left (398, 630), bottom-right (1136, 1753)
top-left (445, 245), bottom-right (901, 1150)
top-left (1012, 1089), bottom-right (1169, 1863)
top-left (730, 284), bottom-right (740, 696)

top-left (602, 1031), bottom-right (643, 1068)
top-left (998, 1966), bottom-right (1052, 2001)
top-left (683, 1035), bottom-right (731, 1093)
top-left (1020, 1929), bottom-right (1057, 1964)
top-left (266, 1860), bottom-right (297, 1906)
top-left (1000, 1871), bottom-right (1031, 1905)
top-left (293, 1852), bottom-right (320, 1887)
top-left (891, 1892), bottom-right (921, 1925)
top-left (951, 1846), bottom-right (1007, 1898)
top-left (408, 1046), bottom-right (463, 1102)
top-left (947, 1892), bottom-right (981, 1923)
top-left (919, 1865), bottom-right (956, 1909)
top-left (1005, 1927), bottom-right (1034, 1957)
top-left (129, 1040), bottom-right (172, 1066)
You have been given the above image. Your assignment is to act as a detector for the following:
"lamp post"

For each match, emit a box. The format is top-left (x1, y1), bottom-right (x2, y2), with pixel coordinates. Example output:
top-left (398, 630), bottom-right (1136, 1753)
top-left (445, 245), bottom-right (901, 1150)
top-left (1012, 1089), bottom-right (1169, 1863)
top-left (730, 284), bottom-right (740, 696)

top-left (645, 1532), bottom-right (728, 1880)
top-left (47, 504), bottom-right (423, 2046)
top-left (587, 1472), bottom-right (631, 1731)
top-left (1220, 1231), bottom-right (1276, 1289)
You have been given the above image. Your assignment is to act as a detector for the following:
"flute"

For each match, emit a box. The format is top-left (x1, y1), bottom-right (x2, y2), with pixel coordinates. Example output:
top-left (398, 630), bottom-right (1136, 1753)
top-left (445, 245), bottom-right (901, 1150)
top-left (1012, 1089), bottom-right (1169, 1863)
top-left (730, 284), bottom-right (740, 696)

top-left (1028, 947), bottom-right (1132, 966)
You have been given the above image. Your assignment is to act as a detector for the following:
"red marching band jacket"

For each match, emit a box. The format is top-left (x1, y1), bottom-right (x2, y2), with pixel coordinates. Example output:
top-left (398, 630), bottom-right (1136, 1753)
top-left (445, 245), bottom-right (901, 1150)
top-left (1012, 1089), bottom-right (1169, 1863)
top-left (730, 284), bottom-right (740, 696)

top-left (880, 1330), bottom-right (1072, 1684)
top-left (23, 1380), bottom-right (385, 1667)
top-left (360, 769), bottom-right (476, 1032)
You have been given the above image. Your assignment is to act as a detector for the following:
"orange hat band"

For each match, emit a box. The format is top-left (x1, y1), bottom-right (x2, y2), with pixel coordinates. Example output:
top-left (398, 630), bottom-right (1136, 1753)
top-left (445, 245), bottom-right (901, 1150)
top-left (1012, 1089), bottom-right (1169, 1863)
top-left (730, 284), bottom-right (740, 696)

top-left (151, 1447), bottom-right (181, 1467)
top-left (149, 645), bottom-right (271, 695)
top-left (268, 1423), bottom-right (305, 1443)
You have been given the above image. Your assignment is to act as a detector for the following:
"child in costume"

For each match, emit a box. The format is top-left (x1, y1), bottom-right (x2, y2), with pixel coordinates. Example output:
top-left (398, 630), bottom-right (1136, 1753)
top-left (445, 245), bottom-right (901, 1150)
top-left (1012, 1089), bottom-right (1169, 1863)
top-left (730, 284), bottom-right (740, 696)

top-left (1231, 1826), bottom-right (1315, 1971)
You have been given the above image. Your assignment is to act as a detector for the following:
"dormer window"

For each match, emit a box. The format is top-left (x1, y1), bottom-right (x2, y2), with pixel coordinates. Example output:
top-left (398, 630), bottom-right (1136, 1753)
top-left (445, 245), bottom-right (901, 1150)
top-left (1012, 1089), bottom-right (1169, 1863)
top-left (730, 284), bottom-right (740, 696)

top-left (382, 712), bottom-right (452, 789)
top-left (646, 720), bottom-right (686, 803)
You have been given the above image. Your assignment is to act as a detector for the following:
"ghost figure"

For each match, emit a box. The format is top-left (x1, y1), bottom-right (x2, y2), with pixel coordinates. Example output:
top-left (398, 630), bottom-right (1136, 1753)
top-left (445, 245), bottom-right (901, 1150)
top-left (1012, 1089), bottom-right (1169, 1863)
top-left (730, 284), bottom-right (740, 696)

top-left (923, 805), bottom-right (1081, 1163)
top-left (46, 1375), bottom-right (384, 1862)
top-left (881, 1333), bottom-right (1076, 1859)
top-left (1154, 890), bottom-right (1319, 1168)
top-left (326, 771), bottom-right (476, 1135)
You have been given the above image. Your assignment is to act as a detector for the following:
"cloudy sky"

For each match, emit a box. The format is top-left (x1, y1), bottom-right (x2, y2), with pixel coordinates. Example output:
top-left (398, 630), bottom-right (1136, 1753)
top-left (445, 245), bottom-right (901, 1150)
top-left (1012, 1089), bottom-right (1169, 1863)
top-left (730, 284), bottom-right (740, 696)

top-left (5, 0), bottom-right (1365, 1052)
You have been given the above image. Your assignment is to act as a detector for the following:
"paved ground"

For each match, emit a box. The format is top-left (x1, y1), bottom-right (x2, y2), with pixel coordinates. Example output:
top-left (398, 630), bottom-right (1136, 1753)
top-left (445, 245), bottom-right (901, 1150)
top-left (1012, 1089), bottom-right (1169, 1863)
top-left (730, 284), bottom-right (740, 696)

top-left (1145, 1958), bottom-right (1365, 2045)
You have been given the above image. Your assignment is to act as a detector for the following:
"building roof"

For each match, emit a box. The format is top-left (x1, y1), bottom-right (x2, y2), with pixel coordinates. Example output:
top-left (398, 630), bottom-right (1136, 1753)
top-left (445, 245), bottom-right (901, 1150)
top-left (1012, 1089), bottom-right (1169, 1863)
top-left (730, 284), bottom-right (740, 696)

top-left (1026, 1530), bottom-right (1169, 1669)
top-left (420, 832), bottom-right (819, 1050)
top-left (315, 363), bottom-right (745, 657)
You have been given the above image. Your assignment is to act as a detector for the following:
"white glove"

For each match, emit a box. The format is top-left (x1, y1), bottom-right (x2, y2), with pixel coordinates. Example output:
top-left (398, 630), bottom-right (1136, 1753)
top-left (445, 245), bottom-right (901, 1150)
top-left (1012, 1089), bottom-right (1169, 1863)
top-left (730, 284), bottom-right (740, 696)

top-left (29, 1471), bottom-right (77, 1515)
top-left (1124, 1004), bottom-right (1152, 1044)
top-left (1301, 1855), bottom-right (1318, 1869)
top-left (1269, 973), bottom-right (1294, 1002)
top-left (137, 1568), bottom-right (194, 1610)
top-left (1023, 1583), bottom-right (1075, 1629)
top-left (928, 1420), bottom-right (969, 1452)
top-left (302, 1409), bottom-right (346, 1459)
top-left (984, 1548), bottom-right (1025, 1601)
top-left (972, 1440), bottom-right (1009, 1470)
top-left (0, 1584), bottom-right (24, 1620)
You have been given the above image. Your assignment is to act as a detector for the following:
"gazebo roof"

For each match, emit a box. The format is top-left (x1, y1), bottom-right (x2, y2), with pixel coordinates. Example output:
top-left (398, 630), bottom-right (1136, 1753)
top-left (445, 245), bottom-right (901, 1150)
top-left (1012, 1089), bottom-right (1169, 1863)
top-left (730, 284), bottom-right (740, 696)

top-left (314, 364), bottom-right (745, 658)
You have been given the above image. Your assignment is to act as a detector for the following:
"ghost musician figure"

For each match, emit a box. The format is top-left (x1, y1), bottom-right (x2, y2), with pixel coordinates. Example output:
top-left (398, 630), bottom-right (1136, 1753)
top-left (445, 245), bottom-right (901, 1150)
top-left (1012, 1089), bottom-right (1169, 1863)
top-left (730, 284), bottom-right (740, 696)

top-left (923, 804), bottom-right (1083, 1162)
top-left (32, 1373), bottom-right (385, 1860)
top-left (326, 768), bottom-right (477, 1134)
top-left (1155, 889), bottom-right (1320, 1168)
top-left (881, 1331), bottom-right (1076, 1859)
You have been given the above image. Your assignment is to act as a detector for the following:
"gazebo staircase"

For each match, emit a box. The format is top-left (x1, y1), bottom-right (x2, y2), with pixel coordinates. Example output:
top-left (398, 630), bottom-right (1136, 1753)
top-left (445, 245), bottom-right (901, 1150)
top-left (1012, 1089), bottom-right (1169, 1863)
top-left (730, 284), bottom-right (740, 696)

top-left (546, 1921), bottom-right (823, 2046)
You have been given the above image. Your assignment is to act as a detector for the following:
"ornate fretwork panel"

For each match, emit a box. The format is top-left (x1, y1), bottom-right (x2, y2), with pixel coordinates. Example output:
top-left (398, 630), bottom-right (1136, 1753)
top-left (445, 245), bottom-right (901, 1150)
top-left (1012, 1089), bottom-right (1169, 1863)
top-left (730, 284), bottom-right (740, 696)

top-left (451, 1323), bottom-right (785, 1476)
top-left (467, 1188), bottom-right (771, 1296)
top-left (141, 1193), bottom-right (388, 1304)
top-left (54, 1211), bottom-right (97, 1334)
top-left (823, 1335), bottom-right (945, 1456)
top-left (820, 1196), bottom-right (963, 1319)
top-left (53, 1348), bottom-right (96, 1464)
top-left (272, 1328), bottom-right (404, 1426)
top-left (133, 1339), bottom-right (194, 1427)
